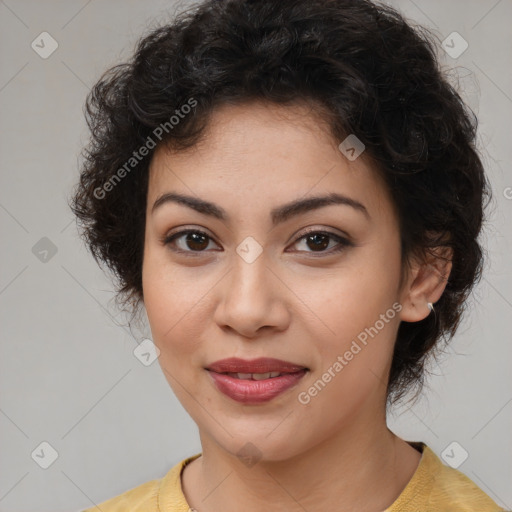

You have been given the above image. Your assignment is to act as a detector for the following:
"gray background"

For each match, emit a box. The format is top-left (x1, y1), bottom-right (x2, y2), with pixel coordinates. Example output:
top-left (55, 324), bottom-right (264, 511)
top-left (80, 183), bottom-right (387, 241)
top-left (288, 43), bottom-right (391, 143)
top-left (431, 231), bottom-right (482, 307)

top-left (0, 0), bottom-right (511, 510)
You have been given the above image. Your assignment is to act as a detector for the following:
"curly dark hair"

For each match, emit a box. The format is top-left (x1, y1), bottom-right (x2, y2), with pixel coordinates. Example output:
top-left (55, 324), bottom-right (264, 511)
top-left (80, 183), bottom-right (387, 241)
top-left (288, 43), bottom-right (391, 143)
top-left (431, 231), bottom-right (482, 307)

top-left (69, 0), bottom-right (490, 405)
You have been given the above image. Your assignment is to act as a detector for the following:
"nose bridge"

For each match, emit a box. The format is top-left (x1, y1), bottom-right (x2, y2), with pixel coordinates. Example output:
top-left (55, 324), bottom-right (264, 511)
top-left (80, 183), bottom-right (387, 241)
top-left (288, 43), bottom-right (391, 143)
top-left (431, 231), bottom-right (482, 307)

top-left (229, 237), bottom-right (271, 303)
top-left (215, 237), bottom-right (287, 334)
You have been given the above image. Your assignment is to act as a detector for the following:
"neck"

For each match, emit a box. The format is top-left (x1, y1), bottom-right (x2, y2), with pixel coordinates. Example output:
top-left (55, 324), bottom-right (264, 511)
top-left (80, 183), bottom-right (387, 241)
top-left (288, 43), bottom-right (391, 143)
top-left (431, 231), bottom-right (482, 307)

top-left (182, 402), bottom-right (422, 512)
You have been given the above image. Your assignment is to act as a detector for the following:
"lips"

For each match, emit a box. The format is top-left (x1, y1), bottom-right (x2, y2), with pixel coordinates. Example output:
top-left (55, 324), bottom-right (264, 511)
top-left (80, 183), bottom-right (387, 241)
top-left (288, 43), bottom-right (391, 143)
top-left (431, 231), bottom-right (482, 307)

top-left (206, 357), bottom-right (308, 374)
top-left (207, 368), bottom-right (308, 404)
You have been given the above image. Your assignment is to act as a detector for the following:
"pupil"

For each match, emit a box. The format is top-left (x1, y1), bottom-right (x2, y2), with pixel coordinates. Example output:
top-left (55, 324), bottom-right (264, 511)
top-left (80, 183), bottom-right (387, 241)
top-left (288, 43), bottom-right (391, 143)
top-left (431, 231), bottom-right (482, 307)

top-left (307, 233), bottom-right (328, 251)
top-left (187, 232), bottom-right (208, 250)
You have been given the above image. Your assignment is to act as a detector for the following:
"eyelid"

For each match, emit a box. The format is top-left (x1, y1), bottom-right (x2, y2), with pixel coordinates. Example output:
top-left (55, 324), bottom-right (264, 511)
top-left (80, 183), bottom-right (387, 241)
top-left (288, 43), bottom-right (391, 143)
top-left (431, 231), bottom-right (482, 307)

top-left (163, 225), bottom-right (215, 240)
top-left (288, 228), bottom-right (353, 256)
top-left (161, 225), bottom-right (354, 255)
top-left (160, 227), bottom-right (219, 252)
top-left (293, 225), bottom-right (352, 243)
top-left (163, 225), bottom-right (351, 242)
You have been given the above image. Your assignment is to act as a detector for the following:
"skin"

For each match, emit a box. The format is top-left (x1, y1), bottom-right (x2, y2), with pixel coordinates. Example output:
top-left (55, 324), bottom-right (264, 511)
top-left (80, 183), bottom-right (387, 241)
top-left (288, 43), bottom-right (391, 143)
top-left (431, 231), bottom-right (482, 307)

top-left (142, 101), bottom-right (452, 512)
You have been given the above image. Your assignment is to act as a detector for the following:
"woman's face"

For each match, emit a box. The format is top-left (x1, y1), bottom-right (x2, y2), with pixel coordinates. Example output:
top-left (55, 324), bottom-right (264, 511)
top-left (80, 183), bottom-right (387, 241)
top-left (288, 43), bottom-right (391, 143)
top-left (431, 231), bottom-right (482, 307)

top-left (142, 101), bottom-right (414, 461)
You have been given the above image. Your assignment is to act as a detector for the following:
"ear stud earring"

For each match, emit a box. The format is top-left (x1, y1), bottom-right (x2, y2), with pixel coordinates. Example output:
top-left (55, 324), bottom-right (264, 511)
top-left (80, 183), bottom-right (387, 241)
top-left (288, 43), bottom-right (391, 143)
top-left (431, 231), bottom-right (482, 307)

top-left (427, 302), bottom-right (434, 314)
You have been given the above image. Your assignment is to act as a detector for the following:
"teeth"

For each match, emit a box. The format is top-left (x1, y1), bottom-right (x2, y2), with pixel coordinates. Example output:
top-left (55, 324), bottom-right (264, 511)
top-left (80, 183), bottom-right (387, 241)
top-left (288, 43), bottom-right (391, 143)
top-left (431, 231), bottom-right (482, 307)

top-left (252, 372), bottom-right (272, 380)
top-left (226, 372), bottom-right (282, 380)
top-left (237, 372), bottom-right (255, 379)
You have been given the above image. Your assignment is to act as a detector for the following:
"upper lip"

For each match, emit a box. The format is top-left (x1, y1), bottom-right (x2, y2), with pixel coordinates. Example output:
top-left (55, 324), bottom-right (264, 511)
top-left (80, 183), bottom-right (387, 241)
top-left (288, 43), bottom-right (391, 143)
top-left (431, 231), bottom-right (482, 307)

top-left (206, 357), bottom-right (308, 374)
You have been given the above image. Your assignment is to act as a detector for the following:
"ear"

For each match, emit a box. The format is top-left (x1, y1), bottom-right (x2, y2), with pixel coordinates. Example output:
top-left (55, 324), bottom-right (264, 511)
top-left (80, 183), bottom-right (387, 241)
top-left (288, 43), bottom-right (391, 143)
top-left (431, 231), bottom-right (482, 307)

top-left (398, 245), bottom-right (453, 323)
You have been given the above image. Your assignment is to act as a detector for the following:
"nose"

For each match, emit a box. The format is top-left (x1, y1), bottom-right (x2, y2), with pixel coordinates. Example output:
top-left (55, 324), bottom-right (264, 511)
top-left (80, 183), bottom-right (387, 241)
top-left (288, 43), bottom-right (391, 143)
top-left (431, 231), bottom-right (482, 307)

top-left (213, 250), bottom-right (290, 338)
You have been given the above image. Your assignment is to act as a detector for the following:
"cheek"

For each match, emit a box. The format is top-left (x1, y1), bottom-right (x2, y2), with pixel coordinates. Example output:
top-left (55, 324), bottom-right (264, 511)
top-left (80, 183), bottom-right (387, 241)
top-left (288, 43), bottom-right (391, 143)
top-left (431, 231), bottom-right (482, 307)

top-left (306, 260), bottom-right (399, 335)
top-left (142, 252), bottom-right (198, 360)
top-left (303, 286), bottom-right (398, 411)
top-left (301, 247), bottom-right (401, 376)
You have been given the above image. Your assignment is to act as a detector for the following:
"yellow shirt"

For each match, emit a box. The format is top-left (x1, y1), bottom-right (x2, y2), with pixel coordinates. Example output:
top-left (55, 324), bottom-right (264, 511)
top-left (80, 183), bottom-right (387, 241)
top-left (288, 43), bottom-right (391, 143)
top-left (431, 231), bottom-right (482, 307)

top-left (81, 443), bottom-right (505, 511)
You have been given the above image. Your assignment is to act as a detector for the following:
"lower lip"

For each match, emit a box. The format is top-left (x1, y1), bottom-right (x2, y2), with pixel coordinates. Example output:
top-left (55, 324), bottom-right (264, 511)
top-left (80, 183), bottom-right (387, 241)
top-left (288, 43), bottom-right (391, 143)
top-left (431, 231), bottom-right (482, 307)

top-left (207, 369), bottom-right (308, 404)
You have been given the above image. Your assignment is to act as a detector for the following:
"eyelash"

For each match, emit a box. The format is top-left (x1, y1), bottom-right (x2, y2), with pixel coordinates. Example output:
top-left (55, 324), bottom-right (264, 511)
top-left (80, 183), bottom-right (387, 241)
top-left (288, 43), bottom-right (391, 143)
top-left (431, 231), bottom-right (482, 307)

top-left (161, 228), bottom-right (353, 257)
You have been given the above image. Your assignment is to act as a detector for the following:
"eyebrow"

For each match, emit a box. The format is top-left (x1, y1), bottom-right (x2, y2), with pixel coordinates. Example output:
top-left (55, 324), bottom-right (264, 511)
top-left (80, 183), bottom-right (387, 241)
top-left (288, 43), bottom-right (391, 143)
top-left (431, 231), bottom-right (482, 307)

top-left (151, 191), bottom-right (370, 225)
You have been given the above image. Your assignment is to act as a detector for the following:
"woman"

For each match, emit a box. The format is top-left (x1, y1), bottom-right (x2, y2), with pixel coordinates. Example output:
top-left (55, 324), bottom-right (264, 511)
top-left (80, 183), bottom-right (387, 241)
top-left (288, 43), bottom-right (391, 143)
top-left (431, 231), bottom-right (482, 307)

top-left (71, 0), bottom-right (504, 510)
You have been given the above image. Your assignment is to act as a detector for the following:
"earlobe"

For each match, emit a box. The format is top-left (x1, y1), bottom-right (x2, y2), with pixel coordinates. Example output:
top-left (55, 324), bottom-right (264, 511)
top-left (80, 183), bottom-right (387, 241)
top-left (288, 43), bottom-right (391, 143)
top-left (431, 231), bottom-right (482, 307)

top-left (398, 247), bottom-right (452, 323)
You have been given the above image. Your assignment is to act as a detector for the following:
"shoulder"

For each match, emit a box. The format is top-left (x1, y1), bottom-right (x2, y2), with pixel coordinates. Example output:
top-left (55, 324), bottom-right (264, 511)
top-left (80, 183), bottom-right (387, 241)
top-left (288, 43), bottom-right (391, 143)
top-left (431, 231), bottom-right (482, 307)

top-left (79, 477), bottom-right (161, 512)
top-left (425, 446), bottom-right (504, 511)
top-left (389, 443), bottom-right (505, 512)
top-left (79, 453), bottom-right (201, 512)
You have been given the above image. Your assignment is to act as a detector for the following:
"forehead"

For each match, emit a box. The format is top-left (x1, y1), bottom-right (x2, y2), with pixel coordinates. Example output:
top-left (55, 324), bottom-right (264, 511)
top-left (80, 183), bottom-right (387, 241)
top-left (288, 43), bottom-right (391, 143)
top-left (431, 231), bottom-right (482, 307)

top-left (146, 101), bottom-right (395, 221)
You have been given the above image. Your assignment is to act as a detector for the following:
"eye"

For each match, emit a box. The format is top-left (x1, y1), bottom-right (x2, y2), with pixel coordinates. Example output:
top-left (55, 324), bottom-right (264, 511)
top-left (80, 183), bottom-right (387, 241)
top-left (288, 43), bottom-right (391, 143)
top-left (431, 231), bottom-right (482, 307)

top-left (289, 229), bottom-right (353, 256)
top-left (162, 228), bottom-right (353, 256)
top-left (162, 229), bottom-right (219, 255)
